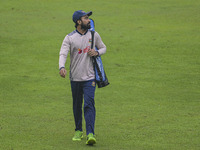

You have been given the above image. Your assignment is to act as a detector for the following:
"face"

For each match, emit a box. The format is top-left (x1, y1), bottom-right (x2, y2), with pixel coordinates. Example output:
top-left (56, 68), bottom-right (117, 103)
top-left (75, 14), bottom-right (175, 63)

top-left (80, 15), bottom-right (91, 30)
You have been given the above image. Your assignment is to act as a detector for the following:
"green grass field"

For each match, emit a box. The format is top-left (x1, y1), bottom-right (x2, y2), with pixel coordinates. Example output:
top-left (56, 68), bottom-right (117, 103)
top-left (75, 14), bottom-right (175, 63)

top-left (0, 0), bottom-right (200, 149)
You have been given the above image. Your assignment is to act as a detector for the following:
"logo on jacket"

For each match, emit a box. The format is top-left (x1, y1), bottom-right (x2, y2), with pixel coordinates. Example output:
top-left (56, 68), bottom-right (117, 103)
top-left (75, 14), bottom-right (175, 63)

top-left (78, 48), bottom-right (82, 54)
top-left (78, 46), bottom-right (90, 54)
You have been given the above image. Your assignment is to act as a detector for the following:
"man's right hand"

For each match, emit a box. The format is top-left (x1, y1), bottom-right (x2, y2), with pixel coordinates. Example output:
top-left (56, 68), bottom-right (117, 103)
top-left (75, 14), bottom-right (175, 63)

top-left (59, 68), bottom-right (67, 78)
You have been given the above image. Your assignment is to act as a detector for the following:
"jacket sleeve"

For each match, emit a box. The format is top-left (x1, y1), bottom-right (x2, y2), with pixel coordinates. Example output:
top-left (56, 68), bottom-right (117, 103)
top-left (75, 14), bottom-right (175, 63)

top-left (95, 32), bottom-right (106, 56)
top-left (59, 35), bottom-right (70, 69)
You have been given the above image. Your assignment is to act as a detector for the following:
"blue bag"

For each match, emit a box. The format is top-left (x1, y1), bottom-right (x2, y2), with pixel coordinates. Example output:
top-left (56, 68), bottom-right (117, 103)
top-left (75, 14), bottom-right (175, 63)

top-left (90, 19), bottom-right (109, 88)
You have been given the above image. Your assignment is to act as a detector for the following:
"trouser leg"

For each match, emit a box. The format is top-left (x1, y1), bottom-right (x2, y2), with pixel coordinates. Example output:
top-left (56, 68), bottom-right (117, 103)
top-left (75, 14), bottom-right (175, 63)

top-left (71, 81), bottom-right (83, 131)
top-left (83, 80), bottom-right (96, 135)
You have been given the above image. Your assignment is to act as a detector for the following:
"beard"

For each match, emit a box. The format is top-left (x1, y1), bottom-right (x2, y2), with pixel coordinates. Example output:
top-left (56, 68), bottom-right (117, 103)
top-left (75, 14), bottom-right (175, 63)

top-left (81, 22), bottom-right (91, 30)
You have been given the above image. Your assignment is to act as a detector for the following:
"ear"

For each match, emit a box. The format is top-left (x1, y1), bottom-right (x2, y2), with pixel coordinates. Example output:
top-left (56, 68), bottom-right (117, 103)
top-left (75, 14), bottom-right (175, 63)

top-left (77, 20), bottom-right (82, 25)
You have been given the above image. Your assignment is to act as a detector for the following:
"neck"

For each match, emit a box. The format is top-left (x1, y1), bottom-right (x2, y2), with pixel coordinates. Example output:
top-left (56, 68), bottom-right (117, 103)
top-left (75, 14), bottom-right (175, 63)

top-left (76, 26), bottom-right (87, 35)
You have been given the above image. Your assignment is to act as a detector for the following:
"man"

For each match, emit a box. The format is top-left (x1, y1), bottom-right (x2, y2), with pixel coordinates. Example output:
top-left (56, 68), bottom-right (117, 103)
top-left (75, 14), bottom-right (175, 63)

top-left (59, 10), bottom-right (106, 145)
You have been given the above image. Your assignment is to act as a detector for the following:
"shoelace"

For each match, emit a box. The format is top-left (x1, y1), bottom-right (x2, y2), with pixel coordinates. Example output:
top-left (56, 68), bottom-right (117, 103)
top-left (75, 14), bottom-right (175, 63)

top-left (74, 131), bottom-right (82, 138)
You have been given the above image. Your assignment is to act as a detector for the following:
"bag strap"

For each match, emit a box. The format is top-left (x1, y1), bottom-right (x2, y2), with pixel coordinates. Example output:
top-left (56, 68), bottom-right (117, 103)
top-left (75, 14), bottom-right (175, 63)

top-left (91, 31), bottom-right (95, 49)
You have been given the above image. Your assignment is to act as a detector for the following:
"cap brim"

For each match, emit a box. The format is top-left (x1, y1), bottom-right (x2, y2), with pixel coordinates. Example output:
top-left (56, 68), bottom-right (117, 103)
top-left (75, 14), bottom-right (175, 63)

top-left (86, 11), bottom-right (92, 16)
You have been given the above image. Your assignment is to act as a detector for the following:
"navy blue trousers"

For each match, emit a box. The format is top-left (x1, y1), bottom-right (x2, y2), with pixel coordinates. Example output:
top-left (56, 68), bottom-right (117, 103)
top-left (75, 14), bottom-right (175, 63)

top-left (71, 79), bottom-right (96, 135)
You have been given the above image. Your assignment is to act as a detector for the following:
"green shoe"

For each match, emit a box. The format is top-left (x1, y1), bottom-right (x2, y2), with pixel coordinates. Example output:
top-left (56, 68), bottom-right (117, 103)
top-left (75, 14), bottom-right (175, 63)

top-left (86, 133), bottom-right (96, 145)
top-left (72, 130), bottom-right (83, 141)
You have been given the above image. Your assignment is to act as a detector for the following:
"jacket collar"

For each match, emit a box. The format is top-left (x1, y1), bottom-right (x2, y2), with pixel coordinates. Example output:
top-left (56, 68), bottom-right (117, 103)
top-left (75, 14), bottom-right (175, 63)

top-left (76, 29), bottom-right (88, 35)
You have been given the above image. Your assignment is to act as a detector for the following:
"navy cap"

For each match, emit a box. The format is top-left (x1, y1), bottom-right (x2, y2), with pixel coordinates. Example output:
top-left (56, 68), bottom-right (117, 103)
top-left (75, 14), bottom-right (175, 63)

top-left (72, 10), bottom-right (92, 23)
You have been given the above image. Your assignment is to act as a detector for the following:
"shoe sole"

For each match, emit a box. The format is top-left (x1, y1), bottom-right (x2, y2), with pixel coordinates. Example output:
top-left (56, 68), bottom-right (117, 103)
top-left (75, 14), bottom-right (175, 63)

top-left (86, 138), bottom-right (96, 145)
top-left (72, 135), bottom-right (83, 141)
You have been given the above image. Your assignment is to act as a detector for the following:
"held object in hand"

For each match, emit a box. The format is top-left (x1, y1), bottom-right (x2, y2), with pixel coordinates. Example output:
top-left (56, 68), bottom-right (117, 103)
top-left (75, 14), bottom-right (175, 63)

top-left (90, 19), bottom-right (109, 88)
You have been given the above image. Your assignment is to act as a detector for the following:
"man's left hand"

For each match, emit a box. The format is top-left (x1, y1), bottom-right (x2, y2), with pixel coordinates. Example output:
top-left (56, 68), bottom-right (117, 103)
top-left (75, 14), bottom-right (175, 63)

top-left (88, 49), bottom-right (99, 57)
